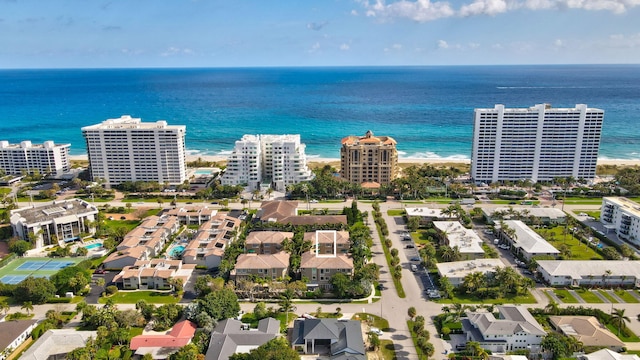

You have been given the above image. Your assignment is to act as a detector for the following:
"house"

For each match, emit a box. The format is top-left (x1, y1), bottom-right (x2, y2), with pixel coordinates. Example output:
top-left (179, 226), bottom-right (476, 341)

top-left (549, 316), bottom-right (625, 351)
top-left (166, 205), bottom-right (216, 225)
top-left (182, 213), bottom-right (241, 268)
top-left (112, 259), bottom-right (195, 290)
top-left (305, 230), bottom-right (350, 255)
top-left (19, 329), bottom-right (97, 360)
top-left (405, 207), bottom-right (449, 225)
top-left (231, 253), bottom-right (290, 281)
top-left (256, 201), bottom-right (348, 226)
top-left (433, 221), bottom-right (485, 260)
top-left (579, 349), bottom-right (640, 360)
top-left (130, 320), bottom-right (197, 359)
top-left (10, 199), bottom-right (99, 249)
top-left (291, 318), bottom-right (365, 359)
top-left (103, 246), bottom-right (150, 269)
top-left (205, 317), bottom-right (280, 360)
top-left (245, 231), bottom-right (293, 254)
top-left (482, 207), bottom-right (566, 226)
top-left (462, 305), bottom-right (546, 353)
top-left (117, 215), bottom-right (180, 257)
top-left (0, 319), bottom-right (37, 360)
top-left (435, 259), bottom-right (506, 287)
top-left (300, 251), bottom-right (354, 290)
top-left (499, 220), bottom-right (559, 261)
top-left (536, 260), bottom-right (640, 287)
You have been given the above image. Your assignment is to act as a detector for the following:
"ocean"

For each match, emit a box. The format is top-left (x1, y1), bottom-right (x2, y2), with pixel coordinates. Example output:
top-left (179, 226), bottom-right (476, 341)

top-left (1, 65), bottom-right (639, 160)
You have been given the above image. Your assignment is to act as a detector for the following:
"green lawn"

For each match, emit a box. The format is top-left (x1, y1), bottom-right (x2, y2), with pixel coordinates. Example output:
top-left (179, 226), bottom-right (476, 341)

top-left (577, 210), bottom-right (601, 221)
top-left (103, 219), bottom-right (141, 233)
top-left (598, 290), bottom-right (619, 303)
top-left (98, 291), bottom-right (180, 304)
top-left (0, 187), bottom-right (11, 195)
top-left (438, 291), bottom-right (536, 304)
top-left (380, 340), bottom-right (397, 360)
top-left (353, 313), bottom-right (390, 331)
top-left (553, 289), bottom-right (579, 303)
top-left (574, 289), bottom-right (604, 303)
top-left (387, 209), bottom-right (404, 216)
top-left (615, 290), bottom-right (640, 303)
top-left (562, 197), bottom-right (604, 205)
top-left (538, 227), bottom-right (604, 260)
top-left (605, 323), bottom-right (640, 342)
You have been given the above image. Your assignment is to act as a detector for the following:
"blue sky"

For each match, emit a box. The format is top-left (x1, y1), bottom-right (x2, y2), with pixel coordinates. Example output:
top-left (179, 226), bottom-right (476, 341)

top-left (1, 0), bottom-right (639, 68)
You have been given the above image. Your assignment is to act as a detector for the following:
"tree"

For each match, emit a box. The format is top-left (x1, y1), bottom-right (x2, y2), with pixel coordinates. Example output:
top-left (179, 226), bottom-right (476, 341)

top-left (14, 276), bottom-right (56, 304)
top-left (611, 308), bottom-right (630, 336)
top-left (0, 299), bottom-right (9, 316)
top-left (168, 343), bottom-right (199, 360)
top-left (408, 306), bottom-right (417, 319)
top-left (229, 337), bottom-right (300, 360)
top-left (50, 266), bottom-right (92, 296)
top-left (21, 301), bottom-right (34, 315)
top-left (368, 332), bottom-right (381, 351)
top-left (198, 287), bottom-right (240, 320)
top-left (544, 300), bottom-right (560, 315)
top-left (439, 276), bottom-right (454, 299)
top-left (9, 239), bottom-right (32, 255)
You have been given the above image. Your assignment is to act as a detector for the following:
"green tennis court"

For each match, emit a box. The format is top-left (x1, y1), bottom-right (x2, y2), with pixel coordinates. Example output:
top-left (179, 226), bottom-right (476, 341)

top-left (0, 257), bottom-right (84, 285)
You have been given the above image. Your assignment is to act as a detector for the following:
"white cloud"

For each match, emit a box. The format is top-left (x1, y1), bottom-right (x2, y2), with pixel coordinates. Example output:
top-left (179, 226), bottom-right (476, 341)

top-left (357, 0), bottom-right (640, 22)
top-left (160, 47), bottom-right (193, 57)
top-left (554, 39), bottom-right (565, 47)
top-left (307, 21), bottom-right (328, 31)
top-left (384, 43), bottom-right (404, 51)
top-left (468, 42), bottom-right (481, 49)
top-left (605, 33), bottom-right (640, 48)
top-left (438, 40), bottom-right (449, 48)
top-left (351, 9), bottom-right (359, 15)
top-left (309, 42), bottom-right (321, 53)
top-left (340, 43), bottom-right (351, 50)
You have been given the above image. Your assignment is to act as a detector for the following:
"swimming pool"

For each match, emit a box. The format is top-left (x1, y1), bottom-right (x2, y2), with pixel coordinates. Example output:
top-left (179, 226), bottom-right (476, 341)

top-left (84, 242), bottom-right (103, 250)
top-left (195, 169), bottom-right (212, 175)
top-left (170, 245), bottom-right (185, 257)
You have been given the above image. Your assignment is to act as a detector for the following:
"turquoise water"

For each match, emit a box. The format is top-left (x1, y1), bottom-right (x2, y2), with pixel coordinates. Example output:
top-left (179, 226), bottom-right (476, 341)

top-left (170, 245), bottom-right (185, 257)
top-left (195, 169), bottom-right (213, 175)
top-left (84, 242), bottom-right (102, 250)
top-left (1, 65), bottom-right (640, 160)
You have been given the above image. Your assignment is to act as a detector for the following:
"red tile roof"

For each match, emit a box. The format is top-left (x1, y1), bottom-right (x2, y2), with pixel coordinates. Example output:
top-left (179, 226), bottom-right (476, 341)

top-left (130, 320), bottom-right (197, 350)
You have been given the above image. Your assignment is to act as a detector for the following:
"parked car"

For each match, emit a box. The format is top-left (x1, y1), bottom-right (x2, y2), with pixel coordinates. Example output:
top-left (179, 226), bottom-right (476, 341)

top-left (410, 256), bottom-right (421, 262)
top-left (94, 269), bottom-right (106, 274)
top-left (405, 244), bottom-right (415, 249)
top-left (370, 327), bottom-right (383, 336)
top-left (411, 264), bottom-right (418, 272)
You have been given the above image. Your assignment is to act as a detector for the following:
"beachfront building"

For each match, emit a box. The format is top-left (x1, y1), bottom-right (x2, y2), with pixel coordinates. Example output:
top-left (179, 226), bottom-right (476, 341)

top-left (0, 140), bottom-right (70, 177)
top-left (112, 259), bottom-right (195, 290)
top-left (482, 207), bottom-right (567, 226)
top-left (498, 220), bottom-right (559, 261)
top-left (435, 259), bottom-right (505, 287)
top-left (433, 221), bottom-right (485, 260)
top-left (10, 199), bottom-right (99, 249)
top-left (462, 305), bottom-right (546, 353)
top-left (221, 134), bottom-right (314, 191)
top-left (82, 115), bottom-right (187, 187)
top-left (182, 212), bottom-right (241, 269)
top-left (536, 260), bottom-right (640, 287)
top-left (471, 104), bottom-right (604, 184)
top-left (601, 197), bottom-right (640, 245)
top-left (340, 130), bottom-right (398, 186)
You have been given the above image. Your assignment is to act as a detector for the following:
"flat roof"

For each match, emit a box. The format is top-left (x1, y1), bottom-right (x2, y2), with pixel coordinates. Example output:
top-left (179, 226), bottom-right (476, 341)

top-left (504, 220), bottom-right (559, 255)
top-left (603, 197), bottom-right (640, 218)
top-left (10, 199), bottom-right (98, 225)
top-left (436, 259), bottom-right (505, 279)
top-left (406, 207), bottom-right (446, 218)
top-left (484, 207), bottom-right (566, 220)
top-left (537, 260), bottom-right (640, 279)
top-left (433, 221), bottom-right (484, 254)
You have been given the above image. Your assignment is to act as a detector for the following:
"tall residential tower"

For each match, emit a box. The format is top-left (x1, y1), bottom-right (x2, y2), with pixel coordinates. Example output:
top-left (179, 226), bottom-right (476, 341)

top-left (82, 115), bottom-right (187, 186)
top-left (0, 140), bottom-right (70, 177)
top-left (340, 130), bottom-right (398, 185)
top-left (471, 104), bottom-right (603, 184)
top-left (221, 134), bottom-right (314, 191)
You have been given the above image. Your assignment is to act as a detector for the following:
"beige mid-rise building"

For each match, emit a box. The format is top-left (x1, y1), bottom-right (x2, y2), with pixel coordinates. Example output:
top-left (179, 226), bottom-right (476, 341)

top-left (340, 130), bottom-right (397, 185)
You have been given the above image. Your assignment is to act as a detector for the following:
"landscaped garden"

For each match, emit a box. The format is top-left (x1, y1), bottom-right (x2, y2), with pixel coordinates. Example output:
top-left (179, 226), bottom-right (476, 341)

top-left (98, 290), bottom-right (180, 304)
top-left (537, 226), bottom-right (604, 260)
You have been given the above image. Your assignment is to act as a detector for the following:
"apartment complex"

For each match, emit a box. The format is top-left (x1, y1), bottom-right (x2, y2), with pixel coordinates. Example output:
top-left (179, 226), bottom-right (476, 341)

top-left (10, 199), bottom-right (99, 249)
top-left (340, 130), bottom-right (398, 185)
top-left (82, 115), bottom-right (187, 186)
top-left (471, 104), bottom-right (603, 183)
top-left (601, 197), bottom-right (640, 245)
top-left (112, 259), bottom-right (195, 290)
top-left (0, 140), bottom-right (70, 177)
top-left (221, 134), bottom-right (314, 191)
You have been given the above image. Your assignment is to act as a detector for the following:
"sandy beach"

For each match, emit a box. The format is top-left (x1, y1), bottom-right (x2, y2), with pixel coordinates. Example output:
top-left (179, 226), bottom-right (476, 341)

top-left (69, 154), bottom-right (640, 167)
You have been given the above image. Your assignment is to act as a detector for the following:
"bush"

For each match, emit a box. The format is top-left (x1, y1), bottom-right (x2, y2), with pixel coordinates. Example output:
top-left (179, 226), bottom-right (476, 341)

top-left (106, 285), bottom-right (118, 295)
top-left (47, 297), bottom-right (72, 303)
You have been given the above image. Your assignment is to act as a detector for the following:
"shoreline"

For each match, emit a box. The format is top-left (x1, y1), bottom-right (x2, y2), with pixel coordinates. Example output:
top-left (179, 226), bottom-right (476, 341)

top-left (69, 155), bottom-right (640, 167)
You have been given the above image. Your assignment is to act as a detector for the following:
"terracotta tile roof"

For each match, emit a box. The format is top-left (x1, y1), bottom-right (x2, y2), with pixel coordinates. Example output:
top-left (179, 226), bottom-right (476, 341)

top-left (130, 320), bottom-right (197, 350)
top-left (280, 215), bottom-right (347, 226)
top-left (304, 230), bottom-right (350, 245)
top-left (258, 201), bottom-right (298, 221)
top-left (235, 253), bottom-right (290, 270)
top-left (246, 231), bottom-right (294, 245)
top-left (300, 252), bottom-right (354, 269)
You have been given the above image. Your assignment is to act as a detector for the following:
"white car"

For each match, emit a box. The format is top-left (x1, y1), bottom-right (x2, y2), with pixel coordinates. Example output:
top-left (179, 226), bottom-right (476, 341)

top-left (370, 327), bottom-right (383, 336)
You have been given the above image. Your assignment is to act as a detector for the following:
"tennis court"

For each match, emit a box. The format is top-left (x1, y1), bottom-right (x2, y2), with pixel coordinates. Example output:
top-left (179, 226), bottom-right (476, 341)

top-left (0, 257), bottom-right (83, 285)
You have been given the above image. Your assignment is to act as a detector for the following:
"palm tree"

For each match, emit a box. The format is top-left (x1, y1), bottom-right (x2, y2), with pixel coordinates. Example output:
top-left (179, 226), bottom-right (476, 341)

top-left (611, 308), bottom-right (630, 336)
top-left (21, 301), bottom-right (34, 316)
top-left (544, 300), bottom-right (560, 315)
top-left (0, 299), bottom-right (9, 316)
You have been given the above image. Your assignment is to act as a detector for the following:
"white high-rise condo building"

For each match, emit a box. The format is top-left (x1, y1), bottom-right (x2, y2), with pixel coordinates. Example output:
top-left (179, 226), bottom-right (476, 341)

top-left (82, 115), bottom-right (187, 186)
top-left (221, 134), bottom-right (314, 191)
top-left (471, 104), bottom-right (603, 184)
top-left (601, 197), bottom-right (640, 246)
top-left (0, 140), bottom-right (70, 177)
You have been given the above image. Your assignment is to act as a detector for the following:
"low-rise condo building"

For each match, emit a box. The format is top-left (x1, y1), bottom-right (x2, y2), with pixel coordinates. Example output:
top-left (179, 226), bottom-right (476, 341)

top-left (536, 260), bottom-right (640, 287)
top-left (165, 205), bottom-right (216, 225)
top-left (340, 130), bottom-right (398, 185)
top-left (601, 197), bottom-right (640, 245)
top-left (433, 221), bottom-right (485, 260)
top-left (462, 305), bottom-right (546, 353)
top-left (113, 259), bottom-right (195, 290)
top-left (436, 259), bottom-right (505, 287)
top-left (116, 215), bottom-right (180, 257)
top-left (0, 140), bottom-right (70, 177)
top-left (499, 220), bottom-right (559, 261)
top-left (221, 134), bottom-right (314, 191)
top-left (10, 199), bottom-right (99, 249)
top-left (482, 207), bottom-right (567, 226)
top-left (245, 231), bottom-right (293, 254)
top-left (304, 230), bottom-right (350, 255)
top-left (231, 253), bottom-right (290, 281)
top-left (471, 104), bottom-right (603, 183)
top-left (82, 115), bottom-right (187, 186)
top-left (405, 207), bottom-right (451, 225)
top-left (182, 213), bottom-right (241, 269)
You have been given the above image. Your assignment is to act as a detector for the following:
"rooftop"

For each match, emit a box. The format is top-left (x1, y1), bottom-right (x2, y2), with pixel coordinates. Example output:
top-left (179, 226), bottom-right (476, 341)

top-left (537, 260), bottom-right (640, 279)
top-left (19, 329), bottom-right (97, 360)
top-left (433, 221), bottom-right (485, 255)
top-left (603, 197), bottom-right (640, 219)
top-left (549, 316), bottom-right (624, 348)
top-left (10, 199), bottom-right (98, 225)
top-left (504, 220), bottom-right (559, 255)
top-left (436, 259), bottom-right (505, 279)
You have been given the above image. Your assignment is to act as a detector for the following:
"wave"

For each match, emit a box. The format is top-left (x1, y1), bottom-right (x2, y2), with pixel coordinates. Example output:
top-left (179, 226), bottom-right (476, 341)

top-left (306, 154), bottom-right (321, 158)
top-left (496, 86), bottom-right (590, 89)
top-left (400, 151), bottom-right (470, 160)
top-left (216, 150), bottom-right (233, 156)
